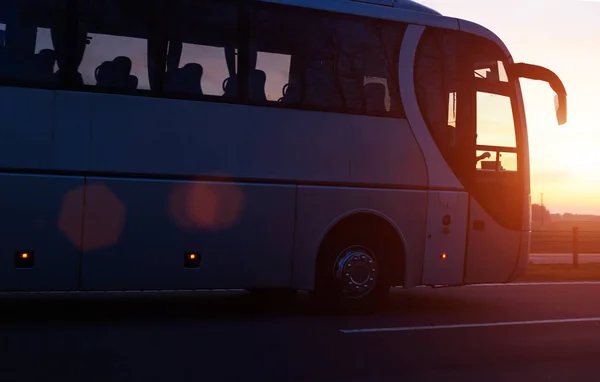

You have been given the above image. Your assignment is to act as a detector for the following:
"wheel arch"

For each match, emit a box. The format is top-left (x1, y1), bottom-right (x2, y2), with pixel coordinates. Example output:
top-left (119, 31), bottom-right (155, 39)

top-left (315, 209), bottom-right (408, 287)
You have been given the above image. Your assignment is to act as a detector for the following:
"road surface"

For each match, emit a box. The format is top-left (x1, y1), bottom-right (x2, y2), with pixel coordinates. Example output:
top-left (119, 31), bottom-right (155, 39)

top-left (530, 253), bottom-right (600, 264)
top-left (3, 283), bottom-right (600, 381)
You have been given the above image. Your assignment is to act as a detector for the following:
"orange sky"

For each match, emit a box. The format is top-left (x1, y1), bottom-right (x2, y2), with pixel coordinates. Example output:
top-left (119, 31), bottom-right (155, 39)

top-left (418, 0), bottom-right (600, 215)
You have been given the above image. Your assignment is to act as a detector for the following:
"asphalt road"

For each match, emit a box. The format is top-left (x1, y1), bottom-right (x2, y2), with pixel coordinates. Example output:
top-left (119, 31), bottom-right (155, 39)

top-left (3, 284), bottom-right (600, 382)
top-left (530, 253), bottom-right (600, 264)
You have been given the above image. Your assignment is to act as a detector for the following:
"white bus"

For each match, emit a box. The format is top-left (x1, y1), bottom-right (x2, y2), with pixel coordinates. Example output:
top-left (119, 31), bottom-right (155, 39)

top-left (0, 0), bottom-right (566, 311)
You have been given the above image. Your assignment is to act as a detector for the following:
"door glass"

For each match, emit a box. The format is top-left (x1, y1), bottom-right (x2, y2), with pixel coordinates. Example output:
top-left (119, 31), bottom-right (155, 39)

top-left (476, 91), bottom-right (517, 171)
top-left (467, 33), bottom-right (524, 230)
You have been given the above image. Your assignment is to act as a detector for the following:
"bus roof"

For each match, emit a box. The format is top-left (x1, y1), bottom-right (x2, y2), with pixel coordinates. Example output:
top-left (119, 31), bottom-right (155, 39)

top-left (347, 0), bottom-right (441, 15)
top-left (260, 0), bottom-right (455, 29)
top-left (259, 0), bottom-right (511, 58)
top-left (390, 0), bottom-right (441, 15)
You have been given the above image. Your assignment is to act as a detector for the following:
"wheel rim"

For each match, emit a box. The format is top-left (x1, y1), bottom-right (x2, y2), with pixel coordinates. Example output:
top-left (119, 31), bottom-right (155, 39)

top-left (333, 246), bottom-right (378, 299)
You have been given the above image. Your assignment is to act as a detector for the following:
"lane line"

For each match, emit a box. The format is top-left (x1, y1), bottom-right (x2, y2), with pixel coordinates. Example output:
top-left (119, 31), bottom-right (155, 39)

top-left (466, 282), bottom-right (600, 287)
top-left (340, 317), bottom-right (600, 334)
top-left (396, 282), bottom-right (600, 289)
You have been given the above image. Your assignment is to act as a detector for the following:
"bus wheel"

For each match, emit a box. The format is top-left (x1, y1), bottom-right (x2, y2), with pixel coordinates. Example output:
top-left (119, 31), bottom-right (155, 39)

top-left (314, 238), bottom-right (390, 314)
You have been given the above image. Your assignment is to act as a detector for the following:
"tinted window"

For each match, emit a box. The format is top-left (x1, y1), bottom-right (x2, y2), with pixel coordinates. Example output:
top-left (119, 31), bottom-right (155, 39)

top-left (77, 0), bottom-right (164, 92)
top-left (163, 0), bottom-right (239, 98)
top-left (0, 0), bottom-right (406, 117)
top-left (0, 0), bottom-right (64, 85)
top-left (249, 3), bottom-right (405, 117)
top-left (414, 27), bottom-right (468, 172)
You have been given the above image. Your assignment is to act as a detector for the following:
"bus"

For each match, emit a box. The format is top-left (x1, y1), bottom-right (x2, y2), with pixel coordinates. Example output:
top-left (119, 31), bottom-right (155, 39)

top-left (0, 0), bottom-right (566, 311)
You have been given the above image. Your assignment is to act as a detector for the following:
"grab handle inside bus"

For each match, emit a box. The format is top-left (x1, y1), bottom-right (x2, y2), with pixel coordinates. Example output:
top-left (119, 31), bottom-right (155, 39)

top-left (511, 63), bottom-right (567, 125)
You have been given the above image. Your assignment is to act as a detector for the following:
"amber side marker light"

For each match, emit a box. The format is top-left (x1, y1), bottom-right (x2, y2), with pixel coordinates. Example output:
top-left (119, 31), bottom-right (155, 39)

top-left (184, 252), bottom-right (201, 268)
top-left (15, 251), bottom-right (34, 268)
top-left (441, 253), bottom-right (448, 260)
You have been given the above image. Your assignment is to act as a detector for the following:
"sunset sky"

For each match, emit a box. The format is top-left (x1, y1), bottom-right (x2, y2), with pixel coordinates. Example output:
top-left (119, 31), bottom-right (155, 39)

top-left (417, 0), bottom-right (600, 214)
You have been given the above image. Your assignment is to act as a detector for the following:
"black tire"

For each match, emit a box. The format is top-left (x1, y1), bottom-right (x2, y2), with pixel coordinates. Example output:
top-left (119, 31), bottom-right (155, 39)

top-left (313, 228), bottom-right (391, 314)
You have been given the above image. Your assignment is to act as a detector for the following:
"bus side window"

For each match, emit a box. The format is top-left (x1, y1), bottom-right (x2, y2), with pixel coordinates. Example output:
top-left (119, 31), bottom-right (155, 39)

top-left (248, 5), bottom-right (296, 104)
top-left (0, 1), bottom-right (60, 86)
top-left (253, 52), bottom-right (290, 102)
top-left (77, 0), bottom-right (154, 92)
top-left (165, 0), bottom-right (239, 98)
top-left (333, 17), bottom-right (405, 117)
top-left (415, 28), bottom-right (459, 140)
top-left (335, 18), bottom-right (371, 114)
top-left (248, 2), bottom-right (405, 116)
top-left (414, 27), bottom-right (469, 179)
top-left (249, 3), bottom-right (342, 110)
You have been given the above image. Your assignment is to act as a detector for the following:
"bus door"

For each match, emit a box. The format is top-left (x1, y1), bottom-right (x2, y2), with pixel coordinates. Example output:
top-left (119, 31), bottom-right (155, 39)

top-left (464, 55), bottom-right (568, 284)
top-left (463, 36), bottom-right (527, 283)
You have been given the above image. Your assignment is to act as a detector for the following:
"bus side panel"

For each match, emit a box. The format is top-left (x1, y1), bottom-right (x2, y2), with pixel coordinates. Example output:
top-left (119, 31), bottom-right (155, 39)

top-left (464, 197), bottom-right (522, 284)
top-left (85, 94), bottom-right (352, 184)
top-left (83, 94), bottom-right (426, 188)
top-left (0, 88), bottom-right (54, 169)
top-left (421, 190), bottom-right (469, 285)
top-left (293, 187), bottom-right (428, 290)
top-left (0, 88), bottom-right (90, 171)
top-left (0, 174), bottom-right (83, 291)
top-left (54, 92), bottom-right (92, 171)
top-left (80, 179), bottom-right (295, 291)
top-left (349, 118), bottom-right (428, 186)
top-left (507, 229), bottom-right (530, 282)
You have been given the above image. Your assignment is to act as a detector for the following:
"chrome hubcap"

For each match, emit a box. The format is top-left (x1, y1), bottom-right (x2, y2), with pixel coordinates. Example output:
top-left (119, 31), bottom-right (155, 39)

top-left (334, 246), bottom-right (377, 298)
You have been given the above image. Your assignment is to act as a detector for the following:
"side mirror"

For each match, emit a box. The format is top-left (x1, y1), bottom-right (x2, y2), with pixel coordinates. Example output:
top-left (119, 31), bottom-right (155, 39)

top-left (512, 63), bottom-right (567, 125)
top-left (555, 93), bottom-right (567, 126)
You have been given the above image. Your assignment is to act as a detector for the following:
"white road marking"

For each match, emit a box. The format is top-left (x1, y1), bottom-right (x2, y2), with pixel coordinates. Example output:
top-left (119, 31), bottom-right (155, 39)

top-left (394, 281), bottom-right (600, 289)
top-left (467, 282), bottom-right (600, 287)
top-left (341, 317), bottom-right (600, 334)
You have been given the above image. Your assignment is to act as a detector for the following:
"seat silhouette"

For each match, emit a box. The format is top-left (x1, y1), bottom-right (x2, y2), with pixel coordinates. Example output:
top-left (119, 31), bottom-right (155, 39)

top-left (165, 63), bottom-right (203, 95)
top-left (222, 74), bottom-right (238, 98)
top-left (221, 70), bottom-right (268, 101)
top-left (95, 56), bottom-right (138, 90)
top-left (249, 69), bottom-right (267, 102)
top-left (278, 82), bottom-right (302, 104)
top-left (33, 49), bottom-right (57, 82)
